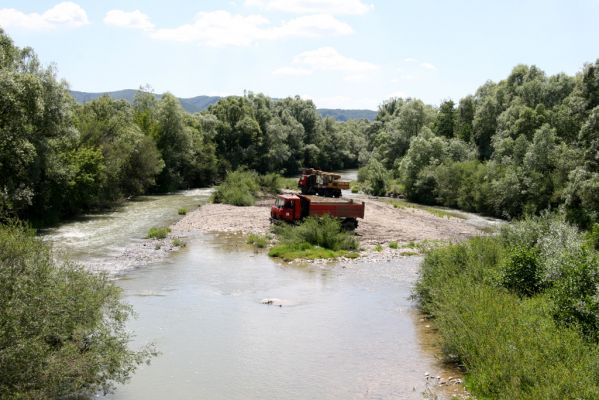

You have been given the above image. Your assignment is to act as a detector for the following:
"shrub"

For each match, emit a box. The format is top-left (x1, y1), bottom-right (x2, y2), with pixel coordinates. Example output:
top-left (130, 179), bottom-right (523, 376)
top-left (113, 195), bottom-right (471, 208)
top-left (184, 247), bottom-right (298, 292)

top-left (212, 170), bottom-right (283, 206)
top-left (0, 224), bottom-right (154, 398)
top-left (389, 241), bottom-right (399, 249)
top-left (172, 238), bottom-right (186, 247)
top-left (211, 170), bottom-right (260, 206)
top-left (501, 246), bottom-right (544, 297)
top-left (358, 158), bottom-right (389, 196)
top-left (177, 207), bottom-right (187, 215)
top-left (257, 173), bottom-right (282, 194)
top-left (146, 227), bottom-right (171, 239)
top-left (588, 223), bottom-right (599, 250)
top-left (415, 218), bottom-right (599, 399)
top-left (269, 215), bottom-right (358, 260)
top-left (247, 233), bottom-right (269, 248)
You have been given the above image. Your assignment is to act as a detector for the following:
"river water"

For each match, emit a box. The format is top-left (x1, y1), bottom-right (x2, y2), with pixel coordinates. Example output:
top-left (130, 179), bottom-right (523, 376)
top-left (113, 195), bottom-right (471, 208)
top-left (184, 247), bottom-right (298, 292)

top-left (42, 186), bottom-right (466, 400)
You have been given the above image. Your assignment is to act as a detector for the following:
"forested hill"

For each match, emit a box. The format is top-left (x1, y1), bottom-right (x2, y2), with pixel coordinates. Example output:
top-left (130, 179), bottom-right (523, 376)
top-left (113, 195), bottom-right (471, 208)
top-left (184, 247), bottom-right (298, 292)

top-left (69, 90), bottom-right (377, 121)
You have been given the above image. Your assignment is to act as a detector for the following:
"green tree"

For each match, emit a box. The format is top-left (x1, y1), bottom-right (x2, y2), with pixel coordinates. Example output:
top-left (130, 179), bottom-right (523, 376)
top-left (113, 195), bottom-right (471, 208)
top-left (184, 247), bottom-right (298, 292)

top-left (0, 224), bottom-right (154, 398)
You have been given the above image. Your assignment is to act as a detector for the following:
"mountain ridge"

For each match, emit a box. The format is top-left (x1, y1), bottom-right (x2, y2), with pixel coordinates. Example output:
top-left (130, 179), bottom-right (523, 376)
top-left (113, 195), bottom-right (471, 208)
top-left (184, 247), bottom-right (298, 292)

top-left (69, 90), bottom-right (377, 121)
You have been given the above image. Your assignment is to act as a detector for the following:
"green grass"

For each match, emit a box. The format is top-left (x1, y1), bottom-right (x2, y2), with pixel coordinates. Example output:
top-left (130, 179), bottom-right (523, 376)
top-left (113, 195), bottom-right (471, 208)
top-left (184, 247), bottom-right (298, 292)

top-left (388, 199), bottom-right (465, 219)
top-left (268, 243), bottom-right (359, 261)
top-left (389, 241), bottom-right (399, 249)
top-left (177, 207), bottom-right (187, 215)
top-left (247, 233), bottom-right (270, 249)
top-left (172, 238), bottom-right (186, 247)
top-left (212, 170), bottom-right (286, 206)
top-left (400, 251), bottom-right (419, 256)
top-left (280, 177), bottom-right (299, 190)
top-left (374, 244), bottom-right (383, 252)
top-left (415, 217), bottom-right (599, 399)
top-left (146, 227), bottom-right (171, 239)
top-left (269, 215), bottom-right (359, 261)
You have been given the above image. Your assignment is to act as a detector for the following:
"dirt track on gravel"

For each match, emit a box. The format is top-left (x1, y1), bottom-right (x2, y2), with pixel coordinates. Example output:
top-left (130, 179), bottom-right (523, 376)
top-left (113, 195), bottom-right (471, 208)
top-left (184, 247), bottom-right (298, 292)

top-left (172, 195), bottom-right (483, 246)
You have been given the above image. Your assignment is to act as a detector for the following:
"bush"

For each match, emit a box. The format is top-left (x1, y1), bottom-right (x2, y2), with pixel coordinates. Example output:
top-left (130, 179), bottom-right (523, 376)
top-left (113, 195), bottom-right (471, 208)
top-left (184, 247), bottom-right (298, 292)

top-left (389, 241), bottom-right (398, 249)
top-left (257, 173), bottom-right (282, 195)
top-left (415, 236), bottom-right (599, 399)
top-left (588, 223), bottom-right (599, 250)
top-left (269, 215), bottom-right (358, 260)
top-left (211, 170), bottom-right (260, 206)
top-left (358, 158), bottom-right (389, 196)
top-left (212, 170), bottom-right (284, 207)
top-left (146, 227), bottom-right (171, 239)
top-left (415, 213), bottom-right (599, 399)
top-left (0, 224), bottom-right (154, 398)
top-left (247, 233), bottom-right (269, 248)
top-left (177, 207), bottom-right (187, 215)
top-left (501, 246), bottom-right (544, 297)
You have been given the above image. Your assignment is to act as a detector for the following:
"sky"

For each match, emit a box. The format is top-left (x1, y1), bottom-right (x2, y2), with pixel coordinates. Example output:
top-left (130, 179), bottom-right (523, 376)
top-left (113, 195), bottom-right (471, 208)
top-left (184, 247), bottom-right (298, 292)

top-left (1, 0), bottom-right (598, 110)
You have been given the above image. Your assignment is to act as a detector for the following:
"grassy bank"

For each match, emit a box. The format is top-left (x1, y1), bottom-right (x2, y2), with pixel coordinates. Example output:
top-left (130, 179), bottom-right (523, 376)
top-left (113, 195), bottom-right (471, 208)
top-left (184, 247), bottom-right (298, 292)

top-left (415, 215), bottom-right (599, 399)
top-left (268, 215), bottom-right (359, 261)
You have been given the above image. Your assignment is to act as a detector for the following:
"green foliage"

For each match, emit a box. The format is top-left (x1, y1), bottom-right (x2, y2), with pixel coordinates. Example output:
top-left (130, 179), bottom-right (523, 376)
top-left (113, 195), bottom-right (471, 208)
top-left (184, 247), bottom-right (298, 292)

top-left (172, 238), bottom-right (186, 247)
top-left (415, 233), bottom-right (599, 399)
top-left (373, 244), bottom-right (383, 252)
top-left (358, 158), bottom-right (389, 196)
top-left (247, 233), bottom-right (269, 248)
top-left (257, 173), bottom-right (282, 195)
top-left (211, 170), bottom-right (260, 206)
top-left (269, 215), bottom-right (358, 260)
top-left (177, 207), bottom-right (187, 215)
top-left (589, 223), bottom-right (599, 250)
top-left (389, 241), bottom-right (398, 249)
top-left (146, 227), bottom-right (171, 239)
top-left (0, 224), bottom-right (154, 398)
top-left (501, 246), bottom-right (544, 297)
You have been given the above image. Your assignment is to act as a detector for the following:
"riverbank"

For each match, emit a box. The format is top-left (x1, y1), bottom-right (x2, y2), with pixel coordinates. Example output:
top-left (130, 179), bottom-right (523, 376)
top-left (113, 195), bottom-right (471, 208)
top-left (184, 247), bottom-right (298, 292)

top-left (170, 194), bottom-right (495, 263)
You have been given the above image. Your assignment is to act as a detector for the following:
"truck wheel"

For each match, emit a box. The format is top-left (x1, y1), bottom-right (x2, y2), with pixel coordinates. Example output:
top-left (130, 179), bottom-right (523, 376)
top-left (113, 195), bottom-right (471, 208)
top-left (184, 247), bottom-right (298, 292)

top-left (341, 218), bottom-right (358, 231)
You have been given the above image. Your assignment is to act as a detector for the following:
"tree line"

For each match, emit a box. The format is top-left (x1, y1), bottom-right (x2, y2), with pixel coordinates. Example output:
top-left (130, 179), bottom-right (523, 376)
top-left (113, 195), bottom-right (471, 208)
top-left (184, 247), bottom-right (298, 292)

top-left (360, 62), bottom-right (599, 228)
top-left (0, 29), bottom-right (368, 225)
top-left (2, 27), bottom-right (598, 228)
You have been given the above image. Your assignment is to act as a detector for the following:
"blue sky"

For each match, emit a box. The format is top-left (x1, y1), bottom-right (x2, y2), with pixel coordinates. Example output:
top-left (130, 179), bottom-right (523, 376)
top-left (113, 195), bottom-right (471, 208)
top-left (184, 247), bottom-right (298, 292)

top-left (1, 0), bottom-right (598, 109)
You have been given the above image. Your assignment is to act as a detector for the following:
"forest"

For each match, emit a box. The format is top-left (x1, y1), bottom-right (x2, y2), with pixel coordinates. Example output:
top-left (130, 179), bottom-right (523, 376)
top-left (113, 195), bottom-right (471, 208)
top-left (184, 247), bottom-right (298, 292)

top-left (2, 27), bottom-right (598, 228)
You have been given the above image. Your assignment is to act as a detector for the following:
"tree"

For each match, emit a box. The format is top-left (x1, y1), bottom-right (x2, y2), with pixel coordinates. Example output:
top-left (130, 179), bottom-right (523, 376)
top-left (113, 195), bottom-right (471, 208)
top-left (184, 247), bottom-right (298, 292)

top-left (435, 99), bottom-right (456, 138)
top-left (0, 224), bottom-right (154, 398)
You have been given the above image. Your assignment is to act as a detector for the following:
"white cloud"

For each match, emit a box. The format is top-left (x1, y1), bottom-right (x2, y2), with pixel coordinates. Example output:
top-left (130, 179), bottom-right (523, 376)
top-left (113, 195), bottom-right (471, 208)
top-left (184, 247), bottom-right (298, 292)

top-left (112, 10), bottom-right (352, 47)
top-left (292, 47), bottom-right (378, 73)
top-left (245, 0), bottom-right (373, 15)
top-left (403, 58), bottom-right (438, 71)
top-left (270, 14), bottom-right (352, 38)
top-left (104, 10), bottom-right (154, 31)
top-left (0, 2), bottom-right (89, 30)
top-left (274, 47), bottom-right (378, 81)
top-left (420, 62), bottom-right (437, 70)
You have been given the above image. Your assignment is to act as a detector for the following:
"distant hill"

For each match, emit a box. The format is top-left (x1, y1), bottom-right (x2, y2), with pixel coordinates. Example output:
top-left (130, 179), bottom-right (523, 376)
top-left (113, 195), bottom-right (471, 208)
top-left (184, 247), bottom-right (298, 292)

top-left (69, 90), bottom-right (376, 121)
top-left (318, 108), bottom-right (377, 121)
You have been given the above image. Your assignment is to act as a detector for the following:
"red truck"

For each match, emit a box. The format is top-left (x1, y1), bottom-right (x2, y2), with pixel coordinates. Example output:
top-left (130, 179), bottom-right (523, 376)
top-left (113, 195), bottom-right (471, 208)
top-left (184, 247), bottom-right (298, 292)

top-left (270, 194), bottom-right (365, 230)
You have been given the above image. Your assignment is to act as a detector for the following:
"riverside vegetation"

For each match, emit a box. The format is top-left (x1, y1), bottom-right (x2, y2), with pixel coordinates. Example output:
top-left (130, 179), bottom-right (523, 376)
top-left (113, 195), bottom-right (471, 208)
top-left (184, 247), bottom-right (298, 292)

top-left (0, 224), bottom-right (155, 398)
top-left (3, 25), bottom-right (599, 400)
top-left (415, 214), bottom-right (599, 399)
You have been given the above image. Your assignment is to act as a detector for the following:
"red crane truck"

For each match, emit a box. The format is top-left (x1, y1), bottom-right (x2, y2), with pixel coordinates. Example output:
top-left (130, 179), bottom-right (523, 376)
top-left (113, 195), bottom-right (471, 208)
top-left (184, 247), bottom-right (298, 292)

top-left (270, 194), bottom-right (365, 230)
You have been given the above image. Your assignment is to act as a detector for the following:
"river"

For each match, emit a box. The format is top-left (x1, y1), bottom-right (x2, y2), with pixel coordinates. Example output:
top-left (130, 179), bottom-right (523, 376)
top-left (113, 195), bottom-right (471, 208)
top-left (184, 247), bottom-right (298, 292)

top-left (42, 187), bottom-right (466, 400)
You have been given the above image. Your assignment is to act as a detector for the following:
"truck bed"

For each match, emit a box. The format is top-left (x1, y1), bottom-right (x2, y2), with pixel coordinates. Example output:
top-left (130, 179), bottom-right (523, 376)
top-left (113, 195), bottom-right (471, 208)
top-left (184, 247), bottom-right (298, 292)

top-left (302, 195), bottom-right (365, 219)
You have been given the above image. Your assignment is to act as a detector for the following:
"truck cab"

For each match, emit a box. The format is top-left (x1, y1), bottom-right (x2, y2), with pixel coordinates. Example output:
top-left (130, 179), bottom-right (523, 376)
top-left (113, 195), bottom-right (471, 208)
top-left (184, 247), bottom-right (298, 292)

top-left (270, 194), bottom-right (301, 222)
